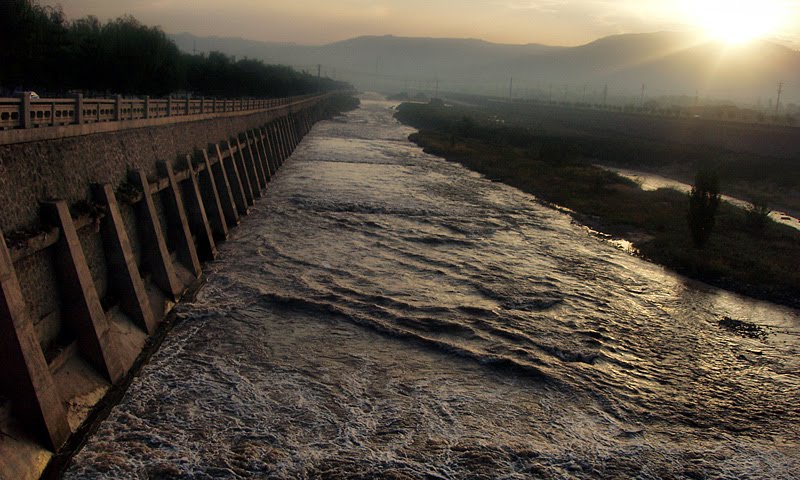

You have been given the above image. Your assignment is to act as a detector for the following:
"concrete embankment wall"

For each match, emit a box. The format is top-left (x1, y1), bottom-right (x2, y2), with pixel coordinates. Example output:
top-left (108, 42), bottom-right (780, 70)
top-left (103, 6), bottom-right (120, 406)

top-left (0, 94), bottom-right (330, 479)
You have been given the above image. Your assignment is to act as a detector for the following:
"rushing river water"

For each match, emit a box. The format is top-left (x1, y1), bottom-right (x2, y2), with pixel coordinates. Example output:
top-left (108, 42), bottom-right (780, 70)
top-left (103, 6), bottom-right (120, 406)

top-left (66, 96), bottom-right (800, 479)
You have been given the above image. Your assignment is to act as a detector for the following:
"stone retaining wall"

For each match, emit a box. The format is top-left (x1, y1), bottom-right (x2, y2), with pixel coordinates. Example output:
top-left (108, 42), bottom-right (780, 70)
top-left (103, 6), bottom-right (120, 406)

top-left (0, 94), bottom-right (330, 480)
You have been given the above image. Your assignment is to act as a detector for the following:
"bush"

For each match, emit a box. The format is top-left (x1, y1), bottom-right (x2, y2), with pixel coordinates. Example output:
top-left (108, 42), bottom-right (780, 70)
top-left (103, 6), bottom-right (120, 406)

top-left (0, 0), bottom-right (351, 97)
top-left (744, 199), bottom-right (771, 235)
top-left (687, 169), bottom-right (721, 247)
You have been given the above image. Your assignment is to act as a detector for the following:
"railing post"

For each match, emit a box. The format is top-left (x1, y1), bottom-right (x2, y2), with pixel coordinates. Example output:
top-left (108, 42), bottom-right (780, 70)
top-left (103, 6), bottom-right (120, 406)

top-left (43, 200), bottom-right (127, 384)
top-left (0, 231), bottom-right (71, 450)
top-left (130, 170), bottom-right (184, 299)
top-left (115, 95), bottom-right (122, 121)
top-left (178, 154), bottom-right (217, 260)
top-left (185, 96), bottom-right (190, 116)
top-left (75, 93), bottom-right (83, 125)
top-left (91, 184), bottom-right (157, 335)
top-left (21, 94), bottom-right (31, 129)
top-left (144, 95), bottom-right (150, 119)
top-left (167, 96), bottom-right (173, 117)
top-left (158, 161), bottom-right (202, 276)
top-left (196, 149), bottom-right (229, 241)
top-left (200, 96), bottom-right (205, 114)
top-left (211, 144), bottom-right (241, 228)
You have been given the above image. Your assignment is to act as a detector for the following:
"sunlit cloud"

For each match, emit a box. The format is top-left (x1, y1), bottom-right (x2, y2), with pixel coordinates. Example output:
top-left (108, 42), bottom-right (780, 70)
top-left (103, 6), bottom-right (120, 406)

top-left (491, 0), bottom-right (567, 13)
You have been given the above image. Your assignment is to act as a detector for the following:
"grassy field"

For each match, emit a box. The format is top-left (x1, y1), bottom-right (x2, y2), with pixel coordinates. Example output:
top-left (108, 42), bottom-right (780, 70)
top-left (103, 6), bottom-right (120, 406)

top-left (395, 101), bottom-right (800, 308)
top-left (453, 98), bottom-right (800, 217)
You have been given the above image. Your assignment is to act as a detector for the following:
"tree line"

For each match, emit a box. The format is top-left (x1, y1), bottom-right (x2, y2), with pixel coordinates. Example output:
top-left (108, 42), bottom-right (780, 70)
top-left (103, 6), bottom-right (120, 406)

top-left (0, 0), bottom-right (349, 97)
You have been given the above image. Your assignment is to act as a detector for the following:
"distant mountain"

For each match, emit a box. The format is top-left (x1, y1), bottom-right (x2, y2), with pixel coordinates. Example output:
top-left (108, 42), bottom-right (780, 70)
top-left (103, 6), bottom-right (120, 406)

top-left (170, 32), bottom-right (559, 77)
top-left (498, 32), bottom-right (800, 101)
top-left (169, 32), bottom-right (800, 103)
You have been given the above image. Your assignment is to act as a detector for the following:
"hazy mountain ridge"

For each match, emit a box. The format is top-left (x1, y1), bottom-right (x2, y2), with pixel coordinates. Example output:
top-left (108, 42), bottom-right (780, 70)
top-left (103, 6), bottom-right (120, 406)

top-left (170, 32), bottom-right (800, 102)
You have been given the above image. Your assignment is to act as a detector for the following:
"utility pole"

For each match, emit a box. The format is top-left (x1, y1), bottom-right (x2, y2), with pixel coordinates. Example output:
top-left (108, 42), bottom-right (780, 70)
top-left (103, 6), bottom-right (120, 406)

top-left (317, 64), bottom-right (321, 92)
top-left (603, 84), bottom-right (608, 106)
top-left (640, 83), bottom-right (646, 108)
top-left (582, 84), bottom-right (586, 103)
top-left (374, 55), bottom-right (380, 92)
top-left (435, 77), bottom-right (439, 99)
top-left (193, 40), bottom-right (197, 55)
top-left (509, 77), bottom-right (513, 99)
top-left (776, 82), bottom-right (784, 115)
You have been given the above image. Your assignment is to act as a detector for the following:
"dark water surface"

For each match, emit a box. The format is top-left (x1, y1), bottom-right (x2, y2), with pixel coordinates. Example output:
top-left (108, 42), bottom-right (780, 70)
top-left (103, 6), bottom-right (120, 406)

top-left (66, 96), bottom-right (800, 479)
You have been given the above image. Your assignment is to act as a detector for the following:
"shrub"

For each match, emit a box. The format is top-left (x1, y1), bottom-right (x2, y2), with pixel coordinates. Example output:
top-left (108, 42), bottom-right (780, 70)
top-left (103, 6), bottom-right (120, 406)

top-left (744, 198), bottom-right (771, 235)
top-left (688, 169), bottom-right (721, 247)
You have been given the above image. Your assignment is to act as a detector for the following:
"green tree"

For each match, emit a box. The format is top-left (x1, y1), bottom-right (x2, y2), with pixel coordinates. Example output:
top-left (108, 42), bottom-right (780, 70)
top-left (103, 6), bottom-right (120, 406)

top-left (687, 169), bottom-right (721, 248)
top-left (1, 0), bottom-right (350, 97)
top-left (0, 0), bottom-right (68, 91)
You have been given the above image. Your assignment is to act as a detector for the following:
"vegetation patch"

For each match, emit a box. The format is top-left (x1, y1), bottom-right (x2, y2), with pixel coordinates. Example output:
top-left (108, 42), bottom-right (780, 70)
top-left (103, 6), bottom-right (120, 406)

top-left (718, 317), bottom-right (771, 341)
top-left (4, 224), bottom-right (51, 250)
top-left (395, 101), bottom-right (800, 309)
top-left (320, 94), bottom-right (361, 118)
top-left (1, 0), bottom-right (350, 97)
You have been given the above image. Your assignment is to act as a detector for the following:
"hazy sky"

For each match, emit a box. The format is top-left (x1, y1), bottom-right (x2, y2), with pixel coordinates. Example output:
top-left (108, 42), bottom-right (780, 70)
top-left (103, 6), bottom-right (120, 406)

top-left (44, 0), bottom-right (800, 47)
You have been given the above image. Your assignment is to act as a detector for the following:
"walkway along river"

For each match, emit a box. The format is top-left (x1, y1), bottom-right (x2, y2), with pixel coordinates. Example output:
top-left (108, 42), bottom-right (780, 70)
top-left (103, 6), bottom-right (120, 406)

top-left (65, 96), bottom-right (800, 479)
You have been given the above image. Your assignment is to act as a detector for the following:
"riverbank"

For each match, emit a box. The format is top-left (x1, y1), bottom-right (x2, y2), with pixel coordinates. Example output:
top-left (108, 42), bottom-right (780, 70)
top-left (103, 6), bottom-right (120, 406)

top-left (395, 102), bottom-right (800, 309)
top-left (446, 95), bottom-right (800, 217)
top-left (600, 165), bottom-right (800, 232)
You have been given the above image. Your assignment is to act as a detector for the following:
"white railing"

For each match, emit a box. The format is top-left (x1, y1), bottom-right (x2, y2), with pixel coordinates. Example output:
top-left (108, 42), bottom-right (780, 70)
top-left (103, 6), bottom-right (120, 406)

top-left (0, 93), bottom-right (321, 130)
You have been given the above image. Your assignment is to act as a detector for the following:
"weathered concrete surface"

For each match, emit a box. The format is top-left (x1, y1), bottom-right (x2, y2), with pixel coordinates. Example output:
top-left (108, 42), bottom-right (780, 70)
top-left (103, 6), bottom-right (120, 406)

top-left (0, 103), bottom-right (311, 233)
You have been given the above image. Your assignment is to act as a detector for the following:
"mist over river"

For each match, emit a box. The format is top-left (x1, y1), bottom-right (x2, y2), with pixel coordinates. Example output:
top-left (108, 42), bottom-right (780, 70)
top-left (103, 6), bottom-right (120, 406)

top-left (65, 96), bottom-right (800, 479)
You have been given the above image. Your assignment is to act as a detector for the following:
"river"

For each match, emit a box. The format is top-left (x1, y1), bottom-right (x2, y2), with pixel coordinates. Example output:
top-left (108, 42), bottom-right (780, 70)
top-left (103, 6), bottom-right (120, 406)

top-left (65, 96), bottom-right (800, 479)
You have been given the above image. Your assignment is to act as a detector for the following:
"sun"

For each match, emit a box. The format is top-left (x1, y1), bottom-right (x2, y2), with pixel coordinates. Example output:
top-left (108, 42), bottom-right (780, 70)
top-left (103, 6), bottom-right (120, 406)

top-left (688, 0), bottom-right (784, 44)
